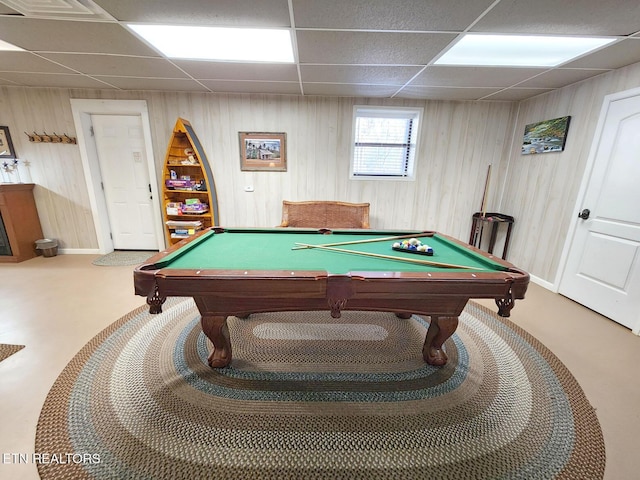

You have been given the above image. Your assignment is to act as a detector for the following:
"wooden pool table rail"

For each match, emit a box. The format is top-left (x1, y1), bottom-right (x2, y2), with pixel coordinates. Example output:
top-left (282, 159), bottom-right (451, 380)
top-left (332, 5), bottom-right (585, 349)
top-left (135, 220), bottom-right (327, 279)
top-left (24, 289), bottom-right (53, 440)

top-left (134, 227), bottom-right (529, 368)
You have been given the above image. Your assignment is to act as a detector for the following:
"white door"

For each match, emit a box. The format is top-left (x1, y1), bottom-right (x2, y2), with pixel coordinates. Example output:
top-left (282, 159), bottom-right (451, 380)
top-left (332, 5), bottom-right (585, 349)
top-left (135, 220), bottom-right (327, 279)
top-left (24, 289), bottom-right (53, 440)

top-left (559, 89), bottom-right (640, 333)
top-left (91, 114), bottom-right (157, 250)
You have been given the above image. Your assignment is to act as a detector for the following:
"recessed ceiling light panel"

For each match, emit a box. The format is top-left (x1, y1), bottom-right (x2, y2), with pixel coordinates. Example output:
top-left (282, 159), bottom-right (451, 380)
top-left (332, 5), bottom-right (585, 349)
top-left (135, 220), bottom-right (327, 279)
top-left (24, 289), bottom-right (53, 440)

top-left (435, 34), bottom-right (616, 67)
top-left (128, 25), bottom-right (295, 63)
top-left (0, 39), bottom-right (24, 51)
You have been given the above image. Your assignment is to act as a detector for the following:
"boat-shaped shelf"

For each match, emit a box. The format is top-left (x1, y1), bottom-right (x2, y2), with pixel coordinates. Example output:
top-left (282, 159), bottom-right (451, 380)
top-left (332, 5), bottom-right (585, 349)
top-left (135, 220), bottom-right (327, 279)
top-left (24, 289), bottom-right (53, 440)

top-left (161, 118), bottom-right (220, 246)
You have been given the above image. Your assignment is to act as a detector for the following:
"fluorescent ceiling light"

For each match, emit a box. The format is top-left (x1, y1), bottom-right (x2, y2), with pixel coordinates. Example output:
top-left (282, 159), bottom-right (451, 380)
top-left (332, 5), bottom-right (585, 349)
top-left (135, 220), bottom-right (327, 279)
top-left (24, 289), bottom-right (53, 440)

top-left (129, 24), bottom-right (294, 63)
top-left (0, 39), bottom-right (24, 51)
top-left (435, 34), bottom-right (616, 67)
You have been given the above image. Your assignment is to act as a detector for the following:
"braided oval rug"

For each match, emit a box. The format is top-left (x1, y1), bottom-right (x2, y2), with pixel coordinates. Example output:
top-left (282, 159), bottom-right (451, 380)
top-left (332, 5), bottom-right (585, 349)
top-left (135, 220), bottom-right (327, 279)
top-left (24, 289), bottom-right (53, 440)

top-left (36, 299), bottom-right (605, 480)
top-left (0, 343), bottom-right (24, 363)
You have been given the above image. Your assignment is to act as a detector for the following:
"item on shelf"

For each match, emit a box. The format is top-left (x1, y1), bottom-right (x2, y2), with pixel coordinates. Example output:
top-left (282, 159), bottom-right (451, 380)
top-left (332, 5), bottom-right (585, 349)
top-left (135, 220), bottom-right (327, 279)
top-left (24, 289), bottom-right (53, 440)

top-left (165, 179), bottom-right (196, 190)
top-left (181, 200), bottom-right (208, 214)
top-left (165, 219), bottom-right (202, 239)
top-left (193, 180), bottom-right (207, 192)
top-left (165, 220), bottom-right (203, 228)
top-left (166, 202), bottom-right (182, 215)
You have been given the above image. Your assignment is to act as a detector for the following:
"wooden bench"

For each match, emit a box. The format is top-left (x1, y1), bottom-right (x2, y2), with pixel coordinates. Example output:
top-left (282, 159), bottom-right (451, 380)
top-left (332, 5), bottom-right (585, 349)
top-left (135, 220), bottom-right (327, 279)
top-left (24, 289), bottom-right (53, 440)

top-left (279, 200), bottom-right (370, 229)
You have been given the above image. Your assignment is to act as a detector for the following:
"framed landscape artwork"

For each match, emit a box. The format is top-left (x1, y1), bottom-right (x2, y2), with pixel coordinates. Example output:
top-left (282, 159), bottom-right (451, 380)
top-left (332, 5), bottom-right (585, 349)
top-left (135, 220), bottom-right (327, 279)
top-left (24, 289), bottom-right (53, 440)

top-left (0, 126), bottom-right (16, 158)
top-left (521, 116), bottom-right (571, 155)
top-left (239, 132), bottom-right (287, 171)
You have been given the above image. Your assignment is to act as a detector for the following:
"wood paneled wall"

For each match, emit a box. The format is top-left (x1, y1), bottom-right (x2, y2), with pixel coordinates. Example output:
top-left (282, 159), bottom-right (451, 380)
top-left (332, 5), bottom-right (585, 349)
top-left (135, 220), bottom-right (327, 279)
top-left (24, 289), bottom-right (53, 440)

top-left (498, 62), bottom-right (640, 285)
top-left (2, 59), bottom-right (638, 285)
top-left (0, 87), bottom-right (515, 251)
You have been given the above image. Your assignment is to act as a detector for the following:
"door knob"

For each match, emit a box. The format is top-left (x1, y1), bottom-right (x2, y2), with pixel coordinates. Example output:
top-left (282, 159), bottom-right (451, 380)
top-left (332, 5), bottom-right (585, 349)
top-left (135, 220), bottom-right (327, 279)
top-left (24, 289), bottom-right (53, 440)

top-left (578, 208), bottom-right (590, 220)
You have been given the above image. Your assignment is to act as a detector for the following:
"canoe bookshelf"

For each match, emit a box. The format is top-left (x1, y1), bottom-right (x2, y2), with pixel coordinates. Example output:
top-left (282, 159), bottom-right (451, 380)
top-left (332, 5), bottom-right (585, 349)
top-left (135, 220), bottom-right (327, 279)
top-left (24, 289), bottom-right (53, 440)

top-left (162, 118), bottom-right (219, 246)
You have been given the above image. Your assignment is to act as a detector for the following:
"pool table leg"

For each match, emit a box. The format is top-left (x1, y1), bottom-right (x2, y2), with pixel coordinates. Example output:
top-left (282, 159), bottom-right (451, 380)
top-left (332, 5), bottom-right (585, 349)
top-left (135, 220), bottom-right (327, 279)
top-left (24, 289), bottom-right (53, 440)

top-left (200, 315), bottom-right (232, 368)
top-left (146, 283), bottom-right (166, 314)
top-left (422, 316), bottom-right (459, 367)
top-left (495, 286), bottom-right (515, 317)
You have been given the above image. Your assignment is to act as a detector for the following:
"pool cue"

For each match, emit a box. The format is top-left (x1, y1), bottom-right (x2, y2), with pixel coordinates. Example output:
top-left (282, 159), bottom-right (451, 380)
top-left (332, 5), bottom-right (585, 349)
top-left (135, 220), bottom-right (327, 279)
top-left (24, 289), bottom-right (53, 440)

top-left (292, 232), bottom-right (435, 250)
top-left (294, 243), bottom-right (483, 270)
top-left (472, 164), bottom-right (492, 246)
top-left (481, 164), bottom-right (492, 218)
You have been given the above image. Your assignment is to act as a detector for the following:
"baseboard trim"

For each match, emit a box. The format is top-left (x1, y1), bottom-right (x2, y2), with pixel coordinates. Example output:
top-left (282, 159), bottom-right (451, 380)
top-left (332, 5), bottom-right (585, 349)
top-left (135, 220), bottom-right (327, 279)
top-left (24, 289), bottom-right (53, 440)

top-left (529, 274), bottom-right (556, 292)
top-left (57, 248), bottom-right (101, 255)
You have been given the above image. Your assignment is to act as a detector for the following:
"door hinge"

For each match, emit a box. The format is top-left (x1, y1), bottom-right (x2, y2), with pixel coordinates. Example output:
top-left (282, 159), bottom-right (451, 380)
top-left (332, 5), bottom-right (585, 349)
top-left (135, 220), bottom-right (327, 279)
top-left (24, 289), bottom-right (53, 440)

top-left (100, 181), bottom-right (104, 190)
top-left (89, 126), bottom-right (95, 136)
top-left (109, 232), bottom-right (112, 240)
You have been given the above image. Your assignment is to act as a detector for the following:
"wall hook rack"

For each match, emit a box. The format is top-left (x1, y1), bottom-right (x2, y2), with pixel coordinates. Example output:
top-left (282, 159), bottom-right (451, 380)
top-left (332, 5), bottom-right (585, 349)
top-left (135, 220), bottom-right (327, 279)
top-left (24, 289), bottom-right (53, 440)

top-left (25, 132), bottom-right (77, 144)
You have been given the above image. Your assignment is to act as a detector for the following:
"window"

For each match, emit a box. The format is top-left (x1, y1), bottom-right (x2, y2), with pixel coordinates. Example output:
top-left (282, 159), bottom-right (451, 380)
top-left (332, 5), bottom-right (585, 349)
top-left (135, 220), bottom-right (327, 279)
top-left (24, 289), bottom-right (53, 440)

top-left (350, 106), bottom-right (422, 180)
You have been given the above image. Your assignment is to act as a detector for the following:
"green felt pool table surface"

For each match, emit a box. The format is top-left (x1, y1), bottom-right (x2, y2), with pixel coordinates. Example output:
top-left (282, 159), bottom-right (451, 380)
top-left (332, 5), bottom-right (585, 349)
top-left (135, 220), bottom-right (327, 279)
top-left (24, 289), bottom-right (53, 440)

top-left (134, 227), bottom-right (529, 368)
top-left (151, 228), bottom-right (508, 274)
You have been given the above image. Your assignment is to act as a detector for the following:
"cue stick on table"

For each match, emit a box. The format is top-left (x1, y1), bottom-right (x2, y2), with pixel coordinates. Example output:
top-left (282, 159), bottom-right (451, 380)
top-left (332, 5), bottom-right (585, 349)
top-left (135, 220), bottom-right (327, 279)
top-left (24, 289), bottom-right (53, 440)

top-left (291, 232), bottom-right (435, 250)
top-left (294, 243), bottom-right (483, 270)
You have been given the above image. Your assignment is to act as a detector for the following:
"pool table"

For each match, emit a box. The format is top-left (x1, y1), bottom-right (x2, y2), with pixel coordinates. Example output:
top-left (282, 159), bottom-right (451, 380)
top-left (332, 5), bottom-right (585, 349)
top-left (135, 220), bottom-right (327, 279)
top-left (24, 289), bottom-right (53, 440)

top-left (134, 227), bottom-right (529, 368)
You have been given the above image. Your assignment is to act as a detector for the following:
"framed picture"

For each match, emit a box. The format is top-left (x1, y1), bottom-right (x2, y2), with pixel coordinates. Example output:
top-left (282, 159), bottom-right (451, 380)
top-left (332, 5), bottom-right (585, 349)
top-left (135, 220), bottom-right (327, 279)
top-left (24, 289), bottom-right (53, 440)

top-left (239, 132), bottom-right (287, 171)
top-left (0, 126), bottom-right (16, 159)
top-left (521, 116), bottom-right (571, 155)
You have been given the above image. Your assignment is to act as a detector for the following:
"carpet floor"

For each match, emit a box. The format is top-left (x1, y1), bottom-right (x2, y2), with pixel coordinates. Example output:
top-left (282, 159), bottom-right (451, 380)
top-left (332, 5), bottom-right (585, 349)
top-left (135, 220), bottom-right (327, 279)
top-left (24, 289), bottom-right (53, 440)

top-left (36, 299), bottom-right (605, 479)
top-left (91, 250), bottom-right (157, 266)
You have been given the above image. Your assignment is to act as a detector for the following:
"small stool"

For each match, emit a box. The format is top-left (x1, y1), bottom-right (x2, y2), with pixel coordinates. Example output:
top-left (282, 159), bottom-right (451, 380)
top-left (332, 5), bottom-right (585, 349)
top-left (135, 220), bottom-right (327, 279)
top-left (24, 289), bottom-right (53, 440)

top-left (469, 212), bottom-right (514, 260)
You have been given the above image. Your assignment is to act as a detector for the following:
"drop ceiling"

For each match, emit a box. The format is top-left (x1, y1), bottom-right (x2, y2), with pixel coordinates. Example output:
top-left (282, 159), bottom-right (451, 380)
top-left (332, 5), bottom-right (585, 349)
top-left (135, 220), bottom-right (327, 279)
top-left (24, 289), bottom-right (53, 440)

top-left (1, 0), bottom-right (639, 101)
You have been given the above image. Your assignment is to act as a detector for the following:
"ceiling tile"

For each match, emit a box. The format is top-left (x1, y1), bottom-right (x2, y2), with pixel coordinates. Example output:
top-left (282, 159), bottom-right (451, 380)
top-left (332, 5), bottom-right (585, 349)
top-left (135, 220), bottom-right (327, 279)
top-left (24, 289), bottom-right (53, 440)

top-left (0, 3), bottom-right (19, 15)
top-left (40, 53), bottom-right (189, 77)
top-left (175, 61), bottom-right (299, 81)
top-left (0, 72), bottom-right (115, 89)
top-left (303, 83), bottom-right (404, 97)
top-left (516, 69), bottom-right (608, 88)
top-left (0, 77), bottom-right (19, 86)
top-left (472, 0), bottom-right (640, 36)
top-left (92, 0), bottom-right (291, 26)
top-left (93, 76), bottom-right (209, 91)
top-left (297, 31), bottom-right (457, 64)
top-left (200, 80), bottom-right (302, 95)
top-left (291, 0), bottom-right (496, 30)
top-left (0, 1), bottom-right (638, 101)
top-left (0, 17), bottom-right (159, 55)
top-left (481, 88), bottom-right (554, 101)
top-left (410, 66), bottom-right (545, 88)
top-left (394, 86), bottom-right (501, 101)
top-left (0, 52), bottom-right (76, 73)
top-left (564, 38), bottom-right (640, 69)
top-left (300, 65), bottom-right (421, 84)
